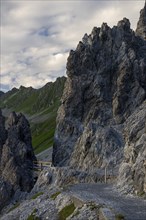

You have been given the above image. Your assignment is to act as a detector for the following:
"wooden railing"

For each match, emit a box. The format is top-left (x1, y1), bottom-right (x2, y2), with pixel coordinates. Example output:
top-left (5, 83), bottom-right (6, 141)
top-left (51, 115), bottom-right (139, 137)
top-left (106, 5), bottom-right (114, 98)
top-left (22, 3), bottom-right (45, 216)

top-left (33, 160), bottom-right (52, 171)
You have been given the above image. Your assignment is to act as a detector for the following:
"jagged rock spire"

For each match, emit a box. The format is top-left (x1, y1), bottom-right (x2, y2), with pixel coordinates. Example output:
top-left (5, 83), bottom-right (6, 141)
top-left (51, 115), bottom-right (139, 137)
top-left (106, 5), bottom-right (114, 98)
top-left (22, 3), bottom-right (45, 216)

top-left (136, 1), bottom-right (146, 39)
top-left (0, 111), bottom-right (36, 210)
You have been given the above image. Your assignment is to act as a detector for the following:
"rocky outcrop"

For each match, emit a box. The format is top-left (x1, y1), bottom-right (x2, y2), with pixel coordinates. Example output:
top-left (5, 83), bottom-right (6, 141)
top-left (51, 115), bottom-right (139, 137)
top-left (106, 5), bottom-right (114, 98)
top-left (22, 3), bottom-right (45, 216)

top-left (0, 91), bottom-right (4, 97)
top-left (33, 166), bottom-right (113, 191)
top-left (0, 109), bottom-right (7, 149)
top-left (53, 4), bottom-right (146, 194)
top-left (136, 1), bottom-right (146, 39)
top-left (0, 110), bottom-right (36, 210)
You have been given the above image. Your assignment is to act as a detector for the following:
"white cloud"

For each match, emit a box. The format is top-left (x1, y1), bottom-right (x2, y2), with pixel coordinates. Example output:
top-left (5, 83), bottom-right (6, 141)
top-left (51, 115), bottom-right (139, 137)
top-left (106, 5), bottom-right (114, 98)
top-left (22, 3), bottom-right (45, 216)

top-left (1, 0), bottom-right (145, 91)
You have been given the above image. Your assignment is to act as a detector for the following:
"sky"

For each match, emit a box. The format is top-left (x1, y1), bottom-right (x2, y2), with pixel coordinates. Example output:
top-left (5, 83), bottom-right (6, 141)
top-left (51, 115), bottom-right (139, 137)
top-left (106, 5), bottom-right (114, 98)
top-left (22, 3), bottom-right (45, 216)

top-left (1, 0), bottom-right (145, 92)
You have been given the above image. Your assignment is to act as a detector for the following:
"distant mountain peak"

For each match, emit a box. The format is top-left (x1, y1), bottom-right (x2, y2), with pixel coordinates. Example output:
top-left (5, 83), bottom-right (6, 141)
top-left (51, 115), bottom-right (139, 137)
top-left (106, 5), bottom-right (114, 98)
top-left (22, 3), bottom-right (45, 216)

top-left (19, 85), bottom-right (34, 90)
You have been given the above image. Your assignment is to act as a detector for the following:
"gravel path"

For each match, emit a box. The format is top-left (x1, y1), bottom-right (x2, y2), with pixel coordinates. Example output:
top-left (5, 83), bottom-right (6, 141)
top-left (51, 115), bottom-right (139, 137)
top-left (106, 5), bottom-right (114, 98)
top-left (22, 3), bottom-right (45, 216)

top-left (67, 183), bottom-right (146, 220)
top-left (36, 147), bottom-right (52, 162)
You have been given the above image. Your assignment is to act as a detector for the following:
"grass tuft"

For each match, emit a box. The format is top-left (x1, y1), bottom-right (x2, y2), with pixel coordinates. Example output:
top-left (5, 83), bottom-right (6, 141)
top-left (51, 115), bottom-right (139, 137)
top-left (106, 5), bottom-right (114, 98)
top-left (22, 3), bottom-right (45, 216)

top-left (58, 203), bottom-right (76, 220)
top-left (31, 192), bottom-right (44, 200)
top-left (115, 213), bottom-right (125, 220)
top-left (50, 191), bottom-right (61, 200)
top-left (27, 208), bottom-right (40, 220)
top-left (7, 203), bottom-right (20, 213)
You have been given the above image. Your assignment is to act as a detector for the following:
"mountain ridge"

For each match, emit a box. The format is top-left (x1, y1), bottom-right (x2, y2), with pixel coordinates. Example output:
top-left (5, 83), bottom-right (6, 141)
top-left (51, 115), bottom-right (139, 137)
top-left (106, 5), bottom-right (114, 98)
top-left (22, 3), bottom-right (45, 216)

top-left (0, 76), bottom-right (66, 154)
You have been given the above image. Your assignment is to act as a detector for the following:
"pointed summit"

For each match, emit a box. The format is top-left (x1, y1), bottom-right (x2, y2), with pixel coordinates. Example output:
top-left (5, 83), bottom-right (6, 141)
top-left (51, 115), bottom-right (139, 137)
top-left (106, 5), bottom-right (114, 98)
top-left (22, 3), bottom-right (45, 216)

top-left (136, 1), bottom-right (146, 39)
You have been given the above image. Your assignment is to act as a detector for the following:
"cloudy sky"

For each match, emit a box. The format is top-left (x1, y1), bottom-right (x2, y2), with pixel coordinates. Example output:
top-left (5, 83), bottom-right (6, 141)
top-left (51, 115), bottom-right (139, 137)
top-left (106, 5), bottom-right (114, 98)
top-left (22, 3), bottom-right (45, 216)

top-left (1, 0), bottom-right (145, 92)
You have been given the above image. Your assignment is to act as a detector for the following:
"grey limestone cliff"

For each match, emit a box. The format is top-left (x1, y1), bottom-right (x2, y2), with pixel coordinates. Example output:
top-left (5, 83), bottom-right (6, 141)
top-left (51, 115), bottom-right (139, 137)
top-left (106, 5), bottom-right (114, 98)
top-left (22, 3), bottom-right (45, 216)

top-left (0, 110), bottom-right (36, 210)
top-left (53, 4), bottom-right (146, 194)
top-left (117, 102), bottom-right (146, 194)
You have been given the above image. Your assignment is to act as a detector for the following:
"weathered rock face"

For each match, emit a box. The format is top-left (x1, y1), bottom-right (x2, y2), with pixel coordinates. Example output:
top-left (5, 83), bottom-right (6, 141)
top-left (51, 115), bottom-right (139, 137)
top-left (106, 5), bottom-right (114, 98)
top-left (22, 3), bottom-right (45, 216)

top-left (117, 102), bottom-right (146, 194)
top-left (0, 110), bottom-right (36, 210)
top-left (0, 109), bottom-right (7, 150)
top-left (136, 2), bottom-right (146, 39)
top-left (53, 4), bottom-right (146, 194)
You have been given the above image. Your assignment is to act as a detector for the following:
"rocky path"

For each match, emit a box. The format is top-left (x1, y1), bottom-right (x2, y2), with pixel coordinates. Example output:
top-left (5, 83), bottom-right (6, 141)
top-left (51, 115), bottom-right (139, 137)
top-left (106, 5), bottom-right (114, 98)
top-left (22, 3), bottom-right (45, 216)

top-left (67, 183), bottom-right (146, 220)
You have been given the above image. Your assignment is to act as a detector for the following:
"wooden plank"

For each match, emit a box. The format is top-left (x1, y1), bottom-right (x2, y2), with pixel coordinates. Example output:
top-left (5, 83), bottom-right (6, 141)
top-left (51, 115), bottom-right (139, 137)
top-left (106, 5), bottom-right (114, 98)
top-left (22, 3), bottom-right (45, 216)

top-left (33, 161), bottom-right (52, 165)
top-left (32, 160), bottom-right (52, 172)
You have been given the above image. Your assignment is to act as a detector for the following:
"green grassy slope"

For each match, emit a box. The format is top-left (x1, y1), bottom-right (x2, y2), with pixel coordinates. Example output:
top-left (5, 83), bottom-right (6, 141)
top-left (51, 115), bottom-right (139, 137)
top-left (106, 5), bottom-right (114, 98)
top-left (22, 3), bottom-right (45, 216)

top-left (0, 76), bottom-right (66, 154)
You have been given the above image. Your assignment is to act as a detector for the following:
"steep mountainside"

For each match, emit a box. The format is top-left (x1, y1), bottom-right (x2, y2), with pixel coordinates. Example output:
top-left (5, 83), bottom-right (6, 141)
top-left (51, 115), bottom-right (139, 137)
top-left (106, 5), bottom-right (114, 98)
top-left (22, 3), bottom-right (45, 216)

top-left (53, 4), bottom-right (146, 195)
top-left (0, 76), bottom-right (66, 154)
